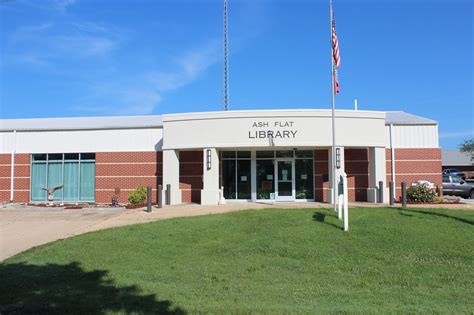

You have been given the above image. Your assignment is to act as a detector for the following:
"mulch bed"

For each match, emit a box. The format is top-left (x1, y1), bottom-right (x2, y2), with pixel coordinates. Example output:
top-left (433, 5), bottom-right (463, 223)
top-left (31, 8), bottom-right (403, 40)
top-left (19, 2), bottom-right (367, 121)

top-left (125, 204), bottom-right (146, 209)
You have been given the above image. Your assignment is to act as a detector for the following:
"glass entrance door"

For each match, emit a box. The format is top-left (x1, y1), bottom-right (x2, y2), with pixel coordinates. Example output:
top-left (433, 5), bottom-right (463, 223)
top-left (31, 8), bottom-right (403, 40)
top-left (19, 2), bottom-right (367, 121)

top-left (275, 160), bottom-right (295, 201)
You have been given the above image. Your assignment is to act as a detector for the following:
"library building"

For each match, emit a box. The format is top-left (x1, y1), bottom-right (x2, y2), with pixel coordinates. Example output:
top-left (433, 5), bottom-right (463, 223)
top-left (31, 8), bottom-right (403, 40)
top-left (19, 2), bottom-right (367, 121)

top-left (0, 109), bottom-right (442, 205)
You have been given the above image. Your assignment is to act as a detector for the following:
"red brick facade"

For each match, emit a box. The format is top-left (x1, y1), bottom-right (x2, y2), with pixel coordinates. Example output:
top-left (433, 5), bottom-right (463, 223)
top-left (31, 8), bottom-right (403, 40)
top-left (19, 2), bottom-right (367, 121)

top-left (345, 149), bottom-right (369, 202)
top-left (0, 148), bottom-right (442, 205)
top-left (0, 154), bottom-right (30, 203)
top-left (95, 152), bottom-right (162, 204)
top-left (314, 149), bottom-right (330, 202)
top-left (386, 148), bottom-right (442, 199)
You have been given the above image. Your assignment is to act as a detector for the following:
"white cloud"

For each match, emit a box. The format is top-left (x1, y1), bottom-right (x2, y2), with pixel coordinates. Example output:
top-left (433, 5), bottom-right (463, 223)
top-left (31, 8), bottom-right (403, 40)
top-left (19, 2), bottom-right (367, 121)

top-left (73, 41), bottom-right (220, 115)
top-left (439, 130), bottom-right (474, 139)
top-left (52, 0), bottom-right (76, 13)
top-left (6, 21), bottom-right (122, 66)
top-left (148, 40), bottom-right (220, 92)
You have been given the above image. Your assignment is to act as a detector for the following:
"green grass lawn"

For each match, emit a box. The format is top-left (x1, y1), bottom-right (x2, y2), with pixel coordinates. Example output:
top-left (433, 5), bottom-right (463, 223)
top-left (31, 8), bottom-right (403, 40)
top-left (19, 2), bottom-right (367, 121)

top-left (1, 207), bottom-right (474, 314)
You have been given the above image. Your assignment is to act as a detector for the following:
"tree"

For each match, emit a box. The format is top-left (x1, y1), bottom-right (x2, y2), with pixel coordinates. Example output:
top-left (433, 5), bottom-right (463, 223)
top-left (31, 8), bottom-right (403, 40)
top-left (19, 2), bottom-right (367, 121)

top-left (459, 138), bottom-right (474, 162)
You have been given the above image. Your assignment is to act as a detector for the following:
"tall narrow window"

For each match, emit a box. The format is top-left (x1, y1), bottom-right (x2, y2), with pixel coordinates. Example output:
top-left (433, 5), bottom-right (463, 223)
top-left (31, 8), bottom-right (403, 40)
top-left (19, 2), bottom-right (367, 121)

top-left (221, 151), bottom-right (251, 200)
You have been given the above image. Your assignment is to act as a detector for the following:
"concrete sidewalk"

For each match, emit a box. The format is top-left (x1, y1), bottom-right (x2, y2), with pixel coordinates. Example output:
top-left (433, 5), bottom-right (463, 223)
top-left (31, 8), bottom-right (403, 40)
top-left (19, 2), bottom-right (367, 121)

top-left (0, 207), bottom-right (126, 261)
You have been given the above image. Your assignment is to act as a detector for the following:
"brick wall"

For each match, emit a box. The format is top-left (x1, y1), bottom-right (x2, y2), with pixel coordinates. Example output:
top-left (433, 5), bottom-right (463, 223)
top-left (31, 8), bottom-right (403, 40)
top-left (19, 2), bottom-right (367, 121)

top-left (179, 151), bottom-right (203, 204)
top-left (95, 152), bottom-right (162, 204)
top-left (345, 149), bottom-right (369, 202)
top-left (386, 148), bottom-right (442, 198)
top-left (0, 154), bottom-right (30, 203)
top-left (314, 149), bottom-right (330, 202)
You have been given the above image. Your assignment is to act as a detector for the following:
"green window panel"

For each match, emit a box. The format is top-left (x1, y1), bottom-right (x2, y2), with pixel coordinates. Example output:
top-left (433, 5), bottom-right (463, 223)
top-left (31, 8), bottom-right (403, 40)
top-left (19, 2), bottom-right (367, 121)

top-left (63, 162), bottom-right (79, 201)
top-left (80, 162), bottom-right (95, 201)
top-left (31, 163), bottom-right (47, 201)
top-left (48, 162), bottom-right (63, 200)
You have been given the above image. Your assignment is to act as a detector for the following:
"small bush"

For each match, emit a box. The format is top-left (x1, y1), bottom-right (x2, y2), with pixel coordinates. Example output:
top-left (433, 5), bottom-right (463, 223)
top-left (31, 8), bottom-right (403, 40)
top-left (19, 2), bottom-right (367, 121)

top-left (407, 184), bottom-right (436, 203)
top-left (128, 186), bottom-right (147, 205)
top-left (434, 196), bottom-right (444, 203)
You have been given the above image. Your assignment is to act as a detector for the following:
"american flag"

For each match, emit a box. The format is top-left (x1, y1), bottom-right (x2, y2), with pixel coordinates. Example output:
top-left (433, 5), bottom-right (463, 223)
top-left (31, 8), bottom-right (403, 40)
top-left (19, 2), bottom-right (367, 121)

top-left (332, 13), bottom-right (341, 93)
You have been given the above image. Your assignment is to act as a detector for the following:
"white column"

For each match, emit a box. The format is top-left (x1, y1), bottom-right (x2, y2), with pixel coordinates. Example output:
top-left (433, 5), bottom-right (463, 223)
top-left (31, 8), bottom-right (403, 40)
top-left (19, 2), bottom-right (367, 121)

top-left (162, 149), bottom-right (181, 205)
top-left (327, 146), bottom-right (345, 204)
top-left (251, 150), bottom-right (257, 202)
top-left (367, 147), bottom-right (388, 203)
top-left (201, 148), bottom-right (220, 205)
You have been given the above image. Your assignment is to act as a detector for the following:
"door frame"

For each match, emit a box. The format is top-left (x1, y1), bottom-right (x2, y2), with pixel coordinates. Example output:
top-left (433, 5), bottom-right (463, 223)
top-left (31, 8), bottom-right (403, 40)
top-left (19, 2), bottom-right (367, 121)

top-left (275, 159), bottom-right (295, 202)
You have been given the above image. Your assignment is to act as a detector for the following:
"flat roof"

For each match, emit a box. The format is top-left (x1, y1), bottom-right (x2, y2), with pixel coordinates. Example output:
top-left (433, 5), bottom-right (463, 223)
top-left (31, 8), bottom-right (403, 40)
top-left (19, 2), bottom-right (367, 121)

top-left (0, 115), bottom-right (163, 132)
top-left (385, 111), bottom-right (437, 125)
top-left (0, 110), bottom-right (436, 132)
top-left (442, 150), bottom-right (473, 166)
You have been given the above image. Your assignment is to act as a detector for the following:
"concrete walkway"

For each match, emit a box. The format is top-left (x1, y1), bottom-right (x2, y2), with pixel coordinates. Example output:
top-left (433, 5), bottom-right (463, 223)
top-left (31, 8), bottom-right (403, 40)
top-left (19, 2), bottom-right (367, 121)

top-left (1, 201), bottom-right (473, 261)
top-left (0, 207), bottom-right (126, 261)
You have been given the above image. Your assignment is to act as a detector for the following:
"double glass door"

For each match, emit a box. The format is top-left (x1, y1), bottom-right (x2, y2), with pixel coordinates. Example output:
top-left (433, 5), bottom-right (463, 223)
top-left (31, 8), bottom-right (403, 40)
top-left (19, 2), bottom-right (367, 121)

top-left (275, 160), bottom-right (295, 201)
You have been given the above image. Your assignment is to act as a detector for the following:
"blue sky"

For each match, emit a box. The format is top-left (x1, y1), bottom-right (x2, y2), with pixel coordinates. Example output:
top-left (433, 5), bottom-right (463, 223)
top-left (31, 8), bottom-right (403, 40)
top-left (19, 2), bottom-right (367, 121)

top-left (0, 0), bottom-right (472, 149)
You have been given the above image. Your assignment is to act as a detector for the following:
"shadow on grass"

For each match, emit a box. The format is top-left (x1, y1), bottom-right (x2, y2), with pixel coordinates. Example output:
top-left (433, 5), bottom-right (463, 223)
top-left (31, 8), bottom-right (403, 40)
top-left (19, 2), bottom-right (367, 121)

top-left (0, 262), bottom-right (186, 314)
top-left (312, 211), bottom-right (341, 230)
top-left (394, 208), bottom-right (474, 226)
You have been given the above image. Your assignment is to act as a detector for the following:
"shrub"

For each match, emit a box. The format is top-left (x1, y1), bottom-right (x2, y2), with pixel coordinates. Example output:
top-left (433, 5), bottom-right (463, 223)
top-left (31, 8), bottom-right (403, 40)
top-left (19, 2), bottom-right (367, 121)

top-left (407, 183), bottom-right (436, 203)
top-left (128, 186), bottom-right (147, 205)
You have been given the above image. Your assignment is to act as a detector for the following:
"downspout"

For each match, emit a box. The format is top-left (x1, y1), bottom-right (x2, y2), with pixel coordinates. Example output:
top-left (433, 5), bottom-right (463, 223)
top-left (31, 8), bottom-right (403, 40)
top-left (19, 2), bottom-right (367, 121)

top-left (10, 129), bottom-right (17, 202)
top-left (389, 124), bottom-right (396, 200)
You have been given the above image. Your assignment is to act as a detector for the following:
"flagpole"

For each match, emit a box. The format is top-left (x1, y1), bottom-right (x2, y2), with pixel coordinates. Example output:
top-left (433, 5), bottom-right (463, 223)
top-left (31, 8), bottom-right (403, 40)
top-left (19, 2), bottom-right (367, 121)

top-left (330, 0), bottom-right (337, 211)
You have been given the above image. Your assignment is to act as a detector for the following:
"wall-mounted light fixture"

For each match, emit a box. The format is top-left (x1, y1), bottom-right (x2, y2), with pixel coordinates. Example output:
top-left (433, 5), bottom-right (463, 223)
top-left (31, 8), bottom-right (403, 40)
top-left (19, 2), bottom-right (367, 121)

top-left (206, 149), bottom-right (212, 170)
top-left (336, 148), bottom-right (341, 169)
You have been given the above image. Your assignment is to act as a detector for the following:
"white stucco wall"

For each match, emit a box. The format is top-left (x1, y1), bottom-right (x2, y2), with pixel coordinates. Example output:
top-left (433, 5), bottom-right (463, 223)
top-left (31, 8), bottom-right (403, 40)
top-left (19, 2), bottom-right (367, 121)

top-left (385, 125), bottom-right (439, 148)
top-left (0, 128), bottom-right (163, 154)
top-left (162, 110), bottom-right (387, 150)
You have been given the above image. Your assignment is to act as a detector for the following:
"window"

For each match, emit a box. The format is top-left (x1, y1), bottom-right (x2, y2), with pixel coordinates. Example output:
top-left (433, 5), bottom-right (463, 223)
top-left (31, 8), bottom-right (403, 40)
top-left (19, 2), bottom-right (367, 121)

top-left (31, 153), bottom-right (95, 202)
top-left (256, 151), bottom-right (274, 159)
top-left (451, 176), bottom-right (462, 184)
top-left (221, 151), bottom-right (251, 200)
top-left (257, 159), bottom-right (275, 200)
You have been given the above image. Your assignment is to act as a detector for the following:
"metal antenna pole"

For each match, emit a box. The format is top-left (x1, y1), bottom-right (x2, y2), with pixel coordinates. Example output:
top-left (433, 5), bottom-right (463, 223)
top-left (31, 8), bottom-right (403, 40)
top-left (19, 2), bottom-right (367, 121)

top-left (222, 0), bottom-right (229, 111)
top-left (330, 0), bottom-right (337, 211)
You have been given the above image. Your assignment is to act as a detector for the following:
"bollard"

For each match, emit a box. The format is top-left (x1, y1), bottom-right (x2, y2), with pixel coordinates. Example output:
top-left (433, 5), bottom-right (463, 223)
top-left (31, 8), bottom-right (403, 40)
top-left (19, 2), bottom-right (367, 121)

top-left (389, 182), bottom-right (394, 206)
top-left (157, 185), bottom-right (163, 208)
top-left (401, 182), bottom-right (407, 208)
top-left (166, 184), bottom-right (171, 206)
top-left (146, 186), bottom-right (152, 212)
top-left (378, 181), bottom-right (384, 203)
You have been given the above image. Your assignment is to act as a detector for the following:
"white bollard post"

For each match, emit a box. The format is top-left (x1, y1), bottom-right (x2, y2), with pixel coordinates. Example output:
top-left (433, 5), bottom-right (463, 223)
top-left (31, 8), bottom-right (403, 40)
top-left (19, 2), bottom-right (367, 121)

top-left (343, 173), bottom-right (349, 231)
top-left (338, 194), bottom-right (343, 220)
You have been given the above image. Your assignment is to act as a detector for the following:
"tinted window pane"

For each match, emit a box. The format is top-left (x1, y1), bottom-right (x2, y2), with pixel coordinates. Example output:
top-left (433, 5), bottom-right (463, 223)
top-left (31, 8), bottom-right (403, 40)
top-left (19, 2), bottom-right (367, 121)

top-left (452, 176), bottom-right (462, 183)
top-left (257, 160), bottom-right (275, 199)
top-left (222, 151), bottom-right (236, 159)
top-left (63, 162), bottom-right (79, 201)
top-left (295, 150), bottom-right (313, 158)
top-left (295, 159), bottom-right (314, 199)
top-left (222, 160), bottom-right (236, 199)
top-left (276, 150), bottom-right (294, 158)
top-left (81, 153), bottom-right (95, 160)
top-left (48, 162), bottom-right (63, 200)
top-left (32, 154), bottom-right (47, 161)
top-left (237, 151), bottom-right (251, 159)
top-left (80, 162), bottom-right (95, 200)
top-left (237, 160), bottom-right (251, 199)
top-left (256, 151), bottom-right (274, 158)
top-left (65, 153), bottom-right (79, 160)
top-left (31, 163), bottom-right (47, 201)
top-left (48, 154), bottom-right (63, 161)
